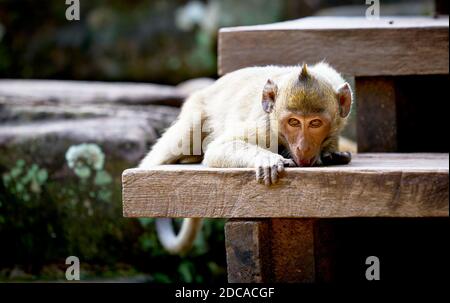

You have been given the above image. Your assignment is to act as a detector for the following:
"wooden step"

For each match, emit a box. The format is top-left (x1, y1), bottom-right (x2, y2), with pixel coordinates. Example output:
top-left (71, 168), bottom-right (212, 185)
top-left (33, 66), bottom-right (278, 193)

top-left (122, 153), bottom-right (449, 218)
top-left (218, 16), bottom-right (449, 76)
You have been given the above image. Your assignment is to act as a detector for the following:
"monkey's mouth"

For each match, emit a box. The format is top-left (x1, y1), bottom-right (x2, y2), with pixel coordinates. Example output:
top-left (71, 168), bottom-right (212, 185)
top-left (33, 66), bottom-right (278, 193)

top-left (293, 156), bottom-right (318, 167)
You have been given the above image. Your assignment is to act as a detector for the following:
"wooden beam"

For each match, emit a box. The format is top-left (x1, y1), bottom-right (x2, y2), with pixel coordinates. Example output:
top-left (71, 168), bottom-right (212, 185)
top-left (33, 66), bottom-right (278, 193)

top-left (356, 77), bottom-right (398, 152)
top-left (122, 153), bottom-right (449, 218)
top-left (218, 16), bottom-right (449, 76)
top-left (270, 219), bottom-right (316, 282)
top-left (225, 219), bottom-right (271, 283)
top-left (225, 219), bottom-right (319, 283)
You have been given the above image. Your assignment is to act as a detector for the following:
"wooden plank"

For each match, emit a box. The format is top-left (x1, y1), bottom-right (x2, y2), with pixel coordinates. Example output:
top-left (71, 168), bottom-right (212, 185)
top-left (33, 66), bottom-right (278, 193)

top-left (218, 16), bottom-right (449, 76)
top-left (225, 219), bottom-right (271, 283)
top-left (122, 153), bottom-right (449, 218)
top-left (356, 77), bottom-right (397, 152)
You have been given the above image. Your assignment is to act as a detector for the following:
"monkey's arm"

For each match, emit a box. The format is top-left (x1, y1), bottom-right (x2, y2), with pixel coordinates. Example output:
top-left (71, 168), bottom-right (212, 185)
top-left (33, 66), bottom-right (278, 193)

top-left (203, 138), bottom-right (295, 186)
top-left (321, 151), bottom-right (352, 165)
top-left (318, 136), bottom-right (353, 166)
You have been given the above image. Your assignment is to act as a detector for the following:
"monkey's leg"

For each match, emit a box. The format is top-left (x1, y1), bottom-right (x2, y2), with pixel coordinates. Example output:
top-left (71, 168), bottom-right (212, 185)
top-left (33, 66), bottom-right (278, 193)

top-left (139, 98), bottom-right (204, 168)
top-left (139, 98), bottom-right (204, 255)
top-left (204, 138), bottom-right (295, 186)
top-left (319, 136), bottom-right (353, 166)
top-left (139, 119), bottom-right (192, 167)
top-left (321, 151), bottom-right (352, 166)
top-left (141, 118), bottom-right (204, 254)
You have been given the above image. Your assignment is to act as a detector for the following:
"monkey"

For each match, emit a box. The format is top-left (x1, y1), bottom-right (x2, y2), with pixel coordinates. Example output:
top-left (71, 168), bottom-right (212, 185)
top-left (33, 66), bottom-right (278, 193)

top-left (138, 62), bottom-right (354, 255)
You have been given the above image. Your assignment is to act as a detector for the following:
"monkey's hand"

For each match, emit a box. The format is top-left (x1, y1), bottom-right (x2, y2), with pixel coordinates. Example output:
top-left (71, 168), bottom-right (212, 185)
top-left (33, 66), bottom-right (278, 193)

top-left (321, 151), bottom-right (352, 166)
top-left (255, 153), bottom-right (296, 186)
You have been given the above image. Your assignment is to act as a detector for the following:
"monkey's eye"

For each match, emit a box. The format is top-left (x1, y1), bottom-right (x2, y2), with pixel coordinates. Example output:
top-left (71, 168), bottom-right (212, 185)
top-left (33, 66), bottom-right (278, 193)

top-left (288, 118), bottom-right (301, 127)
top-left (309, 119), bottom-right (323, 128)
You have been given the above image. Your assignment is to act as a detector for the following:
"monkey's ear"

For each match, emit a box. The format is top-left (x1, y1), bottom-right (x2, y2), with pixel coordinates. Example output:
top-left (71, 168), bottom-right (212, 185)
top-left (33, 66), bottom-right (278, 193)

top-left (262, 79), bottom-right (278, 113)
top-left (337, 82), bottom-right (353, 118)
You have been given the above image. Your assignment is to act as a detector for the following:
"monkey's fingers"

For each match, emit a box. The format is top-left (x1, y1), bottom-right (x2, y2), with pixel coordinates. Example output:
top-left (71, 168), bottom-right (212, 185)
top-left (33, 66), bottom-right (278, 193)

top-left (277, 161), bottom-right (285, 173)
top-left (263, 166), bottom-right (271, 186)
top-left (283, 159), bottom-right (297, 167)
top-left (256, 156), bottom-right (291, 186)
top-left (271, 164), bottom-right (279, 184)
top-left (256, 166), bottom-right (264, 184)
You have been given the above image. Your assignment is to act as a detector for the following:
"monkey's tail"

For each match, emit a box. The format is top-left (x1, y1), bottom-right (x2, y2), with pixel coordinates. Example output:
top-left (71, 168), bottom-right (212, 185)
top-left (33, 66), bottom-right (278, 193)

top-left (155, 218), bottom-right (203, 255)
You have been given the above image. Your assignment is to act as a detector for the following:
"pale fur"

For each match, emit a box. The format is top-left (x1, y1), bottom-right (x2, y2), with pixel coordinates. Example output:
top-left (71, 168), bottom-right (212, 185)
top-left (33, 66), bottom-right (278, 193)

top-left (139, 62), bottom-right (353, 255)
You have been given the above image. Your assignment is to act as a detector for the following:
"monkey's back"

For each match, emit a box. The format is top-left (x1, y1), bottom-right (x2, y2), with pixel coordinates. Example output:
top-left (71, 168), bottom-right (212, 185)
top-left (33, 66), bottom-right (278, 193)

top-left (195, 66), bottom-right (293, 138)
top-left (189, 63), bottom-right (345, 138)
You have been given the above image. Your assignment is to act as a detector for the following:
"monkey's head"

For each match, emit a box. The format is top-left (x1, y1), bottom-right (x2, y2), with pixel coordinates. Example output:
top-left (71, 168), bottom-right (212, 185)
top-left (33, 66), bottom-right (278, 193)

top-left (262, 64), bottom-right (353, 167)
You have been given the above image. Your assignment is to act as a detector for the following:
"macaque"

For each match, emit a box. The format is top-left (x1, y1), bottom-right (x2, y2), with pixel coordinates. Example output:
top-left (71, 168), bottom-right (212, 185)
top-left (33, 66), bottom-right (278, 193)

top-left (139, 62), bottom-right (354, 254)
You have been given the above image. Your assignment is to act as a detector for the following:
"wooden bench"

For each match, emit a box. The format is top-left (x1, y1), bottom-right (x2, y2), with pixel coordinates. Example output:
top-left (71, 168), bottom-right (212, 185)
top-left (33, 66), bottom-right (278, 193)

top-left (123, 153), bottom-right (448, 282)
top-left (123, 154), bottom-right (448, 219)
top-left (122, 16), bottom-right (449, 282)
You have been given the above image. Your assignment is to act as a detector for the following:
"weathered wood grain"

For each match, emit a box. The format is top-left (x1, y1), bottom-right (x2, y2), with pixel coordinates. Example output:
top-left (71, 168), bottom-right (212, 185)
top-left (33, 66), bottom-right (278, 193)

top-left (225, 219), bottom-right (319, 283)
top-left (122, 153), bottom-right (449, 218)
top-left (218, 16), bottom-right (449, 76)
top-left (225, 219), bottom-right (271, 283)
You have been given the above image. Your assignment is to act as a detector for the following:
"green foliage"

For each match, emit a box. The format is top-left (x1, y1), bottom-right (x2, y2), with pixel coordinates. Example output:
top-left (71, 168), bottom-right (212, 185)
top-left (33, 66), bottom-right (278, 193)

top-left (2, 160), bottom-right (48, 201)
top-left (0, 160), bottom-right (61, 274)
top-left (134, 216), bottom-right (226, 283)
top-left (0, 0), bottom-right (294, 282)
top-left (0, 144), bottom-right (226, 282)
top-left (0, 0), bottom-right (287, 84)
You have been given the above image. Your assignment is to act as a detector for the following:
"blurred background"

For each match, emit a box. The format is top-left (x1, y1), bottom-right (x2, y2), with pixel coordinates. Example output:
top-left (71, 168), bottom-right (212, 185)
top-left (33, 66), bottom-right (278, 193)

top-left (0, 0), bottom-right (438, 282)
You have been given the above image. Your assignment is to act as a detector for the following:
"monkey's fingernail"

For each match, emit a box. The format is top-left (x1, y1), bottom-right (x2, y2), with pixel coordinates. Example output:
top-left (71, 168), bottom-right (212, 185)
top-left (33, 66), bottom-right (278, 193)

top-left (256, 170), bottom-right (263, 183)
top-left (277, 163), bottom-right (284, 172)
top-left (271, 167), bottom-right (278, 184)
